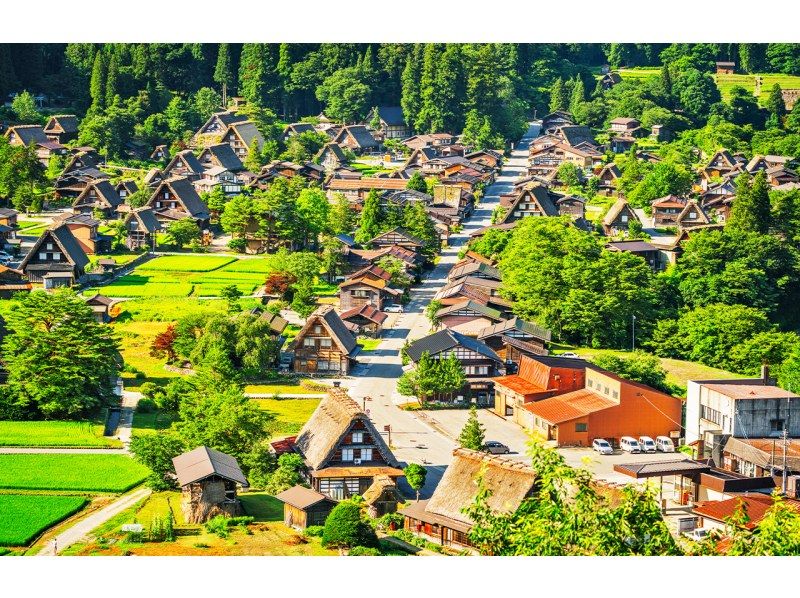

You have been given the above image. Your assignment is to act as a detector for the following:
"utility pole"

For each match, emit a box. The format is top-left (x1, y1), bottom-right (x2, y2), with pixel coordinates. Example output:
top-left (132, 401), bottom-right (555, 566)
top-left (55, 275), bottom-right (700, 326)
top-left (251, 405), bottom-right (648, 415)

top-left (631, 314), bottom-right (636, 351)
top-left (783, 425), bottom-right (789, 495)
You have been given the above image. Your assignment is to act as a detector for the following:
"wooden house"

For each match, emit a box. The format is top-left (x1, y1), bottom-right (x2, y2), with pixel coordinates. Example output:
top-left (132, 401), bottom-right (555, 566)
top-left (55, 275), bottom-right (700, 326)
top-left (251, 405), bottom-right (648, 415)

top-left (447, 260), bottom-right (500, 283)
top-left (0, 265), bottom-right (31, 298)
top-left (435, 300), bottom-right (505, 336)
top-left (650, 124), bottom-right (674, 142)
top-left (716, 61), bottom-right (736, 74)
top-left (281, 122), bottom-right (316, 142)
top-left (609, 117), bottom-right (641, 135)
top-left (4, 124), bottom-right (67, 165)
top-left (0, 208), bottom-right (19, 231)
top-left (405, 329), bottom-right (505, 404)
top-left (291, 387), bottom-right (403, 500)
top-left (191, 111), bottom-right (248, 148)
top-left (339, 303), bottom-right (387, 337)
top-left (123, 207), bottom-right (161, 251)
top-left (605, 239), bottom-right (664, 271)
top-left (596, 163), bottom-right (621, 195)
top-left (555, 195), bottom-right (587, 221)
top-left (403, 448), bottom-right (536, 549)
top-left (541, 111), bottom-right (574, 134)
top-left (651, 195), bottom-right (688, 227)
top-left (275, 486), bottom-right (337, 530)
top-left (465, 149), bottom-right (502, 170)
top-left (332, 125), bottom-right (380, 154)
top-left (602, 198), bottom-right (640, 236)
top-left (72, 179), bottom-right (123, 219)
top-left (163, 150), bottom-right (205, 182)
top-left (194, 166), bottom-right (245, 196)
top-left (43, 115), bottom-right (78, 144)
top-left (19, 225), bottom-right (89, 287)
top-left (221, 121), bottom-right (265, 160)
top-left (364, 106), bottom-right (410, 140)
top-left (315, 142), bottom-right (347, 172)
top-left (676, 200), bottom-right (711, 229)
top-left (325, 177), bottom-right (408, 202)
top-left (600, 71), bottom-right (622, 89)
top-left (150, 145), bottom-right (170, 162)
top-left (84, 294), bottom-right (116, 323)
top-left (51, 213), bottom-right (110, 255)
top-left (115, 180), bottom-right (138, 202)
top-left (289, 306), bottom-right (359, 375)
top-left (700, 149), bottom-right (742, 180)
top-left (172, 446), bottom-right (249, 524)
top-left (338, 271), bottom-right (402, 312)
top-left (498, 185), bottom-right (559, 223)
top-left (145, 177), bottom-right (211, 229)
top-left (491, 354), bottom-right (591, 420)
top-left (477, 318), bottom-right (552, 362)
top-left (197, 143), bottom-right (245, 173)
top-left (367, 227), bottom-right (424, 251)
top-left (401, 133), bottom-right (456, 151)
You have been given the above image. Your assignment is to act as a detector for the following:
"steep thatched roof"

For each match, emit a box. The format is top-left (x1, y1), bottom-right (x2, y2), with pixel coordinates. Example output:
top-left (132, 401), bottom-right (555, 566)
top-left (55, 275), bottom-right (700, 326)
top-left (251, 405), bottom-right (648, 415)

top-left (425, 448), bottom-right (536, 527)
top-left (294, 387), bottom-right (399, 471)
top-left (362, 474), bottom-right (403, 505)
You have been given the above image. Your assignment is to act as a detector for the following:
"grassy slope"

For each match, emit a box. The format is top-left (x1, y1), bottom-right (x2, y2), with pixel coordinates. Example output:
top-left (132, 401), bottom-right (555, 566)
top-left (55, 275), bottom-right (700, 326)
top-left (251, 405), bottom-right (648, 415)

top-left (0, 454), bottom-right (148, 493)
top-left (0, 421), bottom-right (121, 448)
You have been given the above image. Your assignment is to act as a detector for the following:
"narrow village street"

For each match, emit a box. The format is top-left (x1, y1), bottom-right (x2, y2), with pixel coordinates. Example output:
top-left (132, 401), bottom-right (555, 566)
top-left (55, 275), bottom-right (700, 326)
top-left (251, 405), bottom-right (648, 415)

top-left (338, 122), bottom-right (541, 496)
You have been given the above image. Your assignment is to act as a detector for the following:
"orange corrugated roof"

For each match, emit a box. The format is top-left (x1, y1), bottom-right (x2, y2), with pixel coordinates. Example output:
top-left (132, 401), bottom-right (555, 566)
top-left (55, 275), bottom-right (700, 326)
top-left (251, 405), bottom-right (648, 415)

top-left (693, 495), bottom-right (800, 529)
top-left (327, 178), bottom-right (408, 190)
top-left (492, 374), bottom-right (547, 396)
top-left (523, 389), bottom-right (617, 424)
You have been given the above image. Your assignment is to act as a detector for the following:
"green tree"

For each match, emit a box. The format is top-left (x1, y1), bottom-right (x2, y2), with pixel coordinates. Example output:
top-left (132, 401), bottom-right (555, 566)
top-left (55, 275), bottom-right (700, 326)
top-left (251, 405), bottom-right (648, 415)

top-left (11, 90), bottom-right (40, 123)
top-left (88, 49), bottom-right (106, 113)
top-left (1, 290), bottom-right (121, 418)
top-left (213, 43), bottom-right (234, 101)
top-left (355, 189), bottom-right (383, 244)
top-left (295, 187), bottom-right (330, 249)
top-left (220, 284), bottom-right (243, 313)
top-left (327, 192), bottom-right (355, 236)
top-left (104, 51), bottom-right (120, 107)
top-left (549, 77), bottom-right (566, 112)
top-left (592, 352), bottom-right (674, 395)
top-left (166, 218), bottom-right (200, 248)
top-left (729, 171), bottom-right (771, 234)
top-left (556, 161), bottom-right (582, 188)
top-left (627, 161), bottom-right (693, 208)
top-left (403, 463), bottom-right (427, 502)
top-left (406, 171), bottom-right (428, 193)
top-left (316, 67), bottom-right (371, 124)
top-left (400, 47), bottom-right (422, 133)
top-left (458, 405), bottom-right (485, 451)
top-left (263, 453), bottom-right (305, 494)
top-left (569, 75), bottom-right (586, 117)
top-left (322, 500), bottom-right (378, 551)
top-left (766, 83), bottom-right (786, 121)
top-left (424, 299), bottom-right (443, 330)
top-left (129, 433), bottom-right (186, 490)
top-left (193, 87), bottom-right (223, 121)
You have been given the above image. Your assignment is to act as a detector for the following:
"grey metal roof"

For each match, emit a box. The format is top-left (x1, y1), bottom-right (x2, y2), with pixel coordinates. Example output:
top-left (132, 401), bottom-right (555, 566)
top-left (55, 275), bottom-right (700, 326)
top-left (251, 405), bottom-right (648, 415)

top-left (127, 207), bottom-right (161, 233)
top-left (436, 300), bottom-right (503, 321)
top-left (200, 143), bottom-right (244, 172)
top-left (229, 121), bottom-right (265, 149)
top-left (405, 329), bottom-right (502, 363)
top-left (275, 485), bottom-right (333, 509)
top-left (172, 446), bottom-right (248, 487)
top-left (613, 459), bottom-right (709, 479)
top-left (374, 106), bottom-right (406, 127)
top-left (477, 317), bottom-right (552, 343)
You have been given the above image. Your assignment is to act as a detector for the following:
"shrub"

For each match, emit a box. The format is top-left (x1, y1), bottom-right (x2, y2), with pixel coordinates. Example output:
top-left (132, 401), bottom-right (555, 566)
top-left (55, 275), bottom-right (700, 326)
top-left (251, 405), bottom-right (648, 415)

top-left (228, 237), bottom-right (247, 253)
top-left (135, 398), bottom-right (157, 414)
top-left (304, 525), bottom-right (324, 537)
top-left (375, 511), bottom-right (404, 531)
top-left (348, 546), bottom-right (381, 556)
top-left (321, 501), bottom-right (378, 549)
top-left (204, 515), bottom-right (230, 538)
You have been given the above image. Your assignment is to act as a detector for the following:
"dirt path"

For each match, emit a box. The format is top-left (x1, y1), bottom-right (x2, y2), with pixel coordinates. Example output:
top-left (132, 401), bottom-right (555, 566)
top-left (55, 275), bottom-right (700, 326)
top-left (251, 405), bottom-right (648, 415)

top-left (37, 487), bottom-right (151, 556)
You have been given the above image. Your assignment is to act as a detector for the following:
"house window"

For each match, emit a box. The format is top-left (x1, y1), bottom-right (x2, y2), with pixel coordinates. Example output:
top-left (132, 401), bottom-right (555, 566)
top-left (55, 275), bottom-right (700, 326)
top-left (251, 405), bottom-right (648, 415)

top-left (587, 380), bottom-right (593, 388)
top-left (352, 432), bottom-right (364, 444)
top-left (342, 448), bottom-right (355, 462)
top-left (604, 386), bottom-right (610, 395)
top-left (39, 252), bottom-right (47, 260)
top-left (770, 419), bottom-right (785, 432)
top-left (575, 423), bottom-right (588, 432)
top-left (303, 338), bottom-right (316, 347)
top-left (621, 215), bottom-right (628, 223)
top-left (46, 243), bottom-right (53, 250)
top-left (319, 338), bottom-right (332, 348)
top-left (360, 448), bottom-right (373, 461)
top-left (313, 325), bottom-right (323, 334)
top-left (317, 360), bottom-right (329, 371)
top-left (612, 390), bottom-right (619, 399)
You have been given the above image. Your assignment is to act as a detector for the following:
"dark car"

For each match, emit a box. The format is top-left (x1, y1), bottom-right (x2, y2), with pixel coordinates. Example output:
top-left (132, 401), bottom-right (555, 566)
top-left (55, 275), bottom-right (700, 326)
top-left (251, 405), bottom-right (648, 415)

top-left (483, 441), bottom-right (510, 454)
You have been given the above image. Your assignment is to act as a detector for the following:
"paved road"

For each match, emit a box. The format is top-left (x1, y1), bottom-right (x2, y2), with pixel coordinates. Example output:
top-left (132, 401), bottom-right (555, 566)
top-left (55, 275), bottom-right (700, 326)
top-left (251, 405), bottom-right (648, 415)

top-left (334, 122), bottom-right (541, 496)
top-left (37, 487), bottom-right (151, 556)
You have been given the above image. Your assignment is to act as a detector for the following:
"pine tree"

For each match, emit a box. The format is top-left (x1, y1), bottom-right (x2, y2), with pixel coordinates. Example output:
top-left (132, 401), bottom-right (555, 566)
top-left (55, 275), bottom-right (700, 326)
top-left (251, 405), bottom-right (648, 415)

top-left (549, 77), bottom-right (566, 112)
top-left (244, 139), bottom-right (263, 172)
top-left (400, 47), bottom-right (422, 133)
top-left (355, 189), bottom-right (383, 244)
top-left (434, 44), bottom-right (465, 133)
top-left (458, 405), bottom-right (485, 451)
top-left (569, 75), bottom-right (586, 117)
top-left (214, 43), bottom-right (233, 105)
top-left (406, 171), bottom-right (427, 193)
top-left (766, 83), bottom-right (786, 121)
top-left (239, 43), bottom-right (271, 108)
top-left (660, 65), bottom-right (673, 107)
top-left (729, 171), bottom-right (771, 234)
top-left (89, 50), bottom-right (107, 113)
top-left (105, 51), bottom-right (120, 108)
top-left (415, 44), bottom-right (438, 133)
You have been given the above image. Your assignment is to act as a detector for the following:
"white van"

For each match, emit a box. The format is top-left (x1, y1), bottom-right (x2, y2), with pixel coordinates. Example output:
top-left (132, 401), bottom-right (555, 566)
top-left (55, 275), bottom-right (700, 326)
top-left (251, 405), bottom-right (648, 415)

top-left (620, 436), bottom-right (642, 453)
top-left (656, 436), bottom-right (675, 452)
top-left (638, 436), bottom-right (657, 453)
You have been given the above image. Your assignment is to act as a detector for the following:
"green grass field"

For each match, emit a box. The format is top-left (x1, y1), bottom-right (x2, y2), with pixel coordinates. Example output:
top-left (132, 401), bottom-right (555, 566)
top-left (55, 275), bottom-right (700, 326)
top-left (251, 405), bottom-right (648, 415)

top-left (0, 454), bottom-right (149, 493)
top-left (240, 492), bottom-right (284, 522)
top-left (252, 397), bottom-right (321, 436)
top-left (138, 255), bottom-right (237, 272)
top-left (357, 338), bottom-right (382, 352)
top-left (0, 421), bottom-right (121, 448)
top-left (0, 495), bottom-right (88, 546)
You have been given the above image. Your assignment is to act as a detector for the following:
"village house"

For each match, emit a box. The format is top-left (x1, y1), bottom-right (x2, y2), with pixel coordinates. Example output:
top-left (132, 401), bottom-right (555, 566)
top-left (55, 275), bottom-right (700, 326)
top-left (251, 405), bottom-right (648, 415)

top-left (83, 293), bottom-right (117, 323)
top-left (145, 177), bottom-right (211, 229)
top-left (492, 354), bottom-right (590, 421)
top-left (405, 329), bottom-right (506, 404)
top-left (339, 303), bottom-right (387, 338)
top-left (720, 437), bottom-right (800, 482)
top-left (221, 121), bottom-right (265, 159)
top-left (433, 278), bottom-right (512, 315)
top-left (43, 115), bottom-right (78, 144)
top-left (325, 177), bottom-right (408, 203)
top-left (315, 142), bottom-right (347, 172)
top-left (162, 149), bottom-right (206, 181)
top-left (685, 368), bottom-right (800, 462)
top-left (196, 143), bottom-right (245, 173)
top-left (676, 200), bottom-right (712, 229)
top-left (338, 264), bottom-right (403, 311)
top-left (600, 71), bottom-right (622, 89)
top-left (333, 125), bottom-right (380, 154)
top-left (0, 265), bottom-right (31, 298)
top-left (123, 207), bottom-right (161, 251)
top-left (650, 124), bottom-right (674, 142)
top-left (435, 300), bottom-right (505, 336)
top-left (402, 448), bottom-right (536, 550)
top-left (367, 227), bottom-right (424, 252)
top-left (498, 185), bottom-right (559, 223)
top-left (285, 387), bottom-right (404, 501)
top-left (172, 446), bottom-right (249, 524)
top-left (115, 180), bottom-right (138, 202)
top-left (289, 305), bottom-right (359, 375)
top-left (72, 179), bottom-right (123, 219)
top-left (194, 166), bottom-right (245, 196)
top-left (693, 495), bottom-right (800, 533)
top-left (477, 318), bottom-right (552, 362)
top-left (342, 243), bottom-right (422, 276)
top-left (602, 198), bottom-right (641, 236)
top-left (605, 239), bottom-right (665, 271)
top-left (541, 110), bottom-right (574, 134)
top-left (447, 260), bottom-right (500, 283)
top-left (699, 149), bottom-right (744, 185)
top-left (51, 213), bottom-right (111, 254)
top-left (401, 132), bottom-right (457, 152)
top-left (19, 224), bottom-right (89, 287)
top-left (715, 61), bottom-right (736, 74)
top-left (596, 163), bottom-right (621, 195)
top-left (191, 110), bottom-right (249, 147)
top-left (523, 366), bottom-right (682, 447)
top-left (281, 122), bottom-right (316, 142)
top-left (364, 106), bottom-right (410, 140)
top-left (150, 145), bottom-right (170, 162)
top-left (4, 124), bottom-right (67, 165)
top-left (609, 117), bottom-right (642, 135)
top-left (651, 195), bottom-right (688, 227)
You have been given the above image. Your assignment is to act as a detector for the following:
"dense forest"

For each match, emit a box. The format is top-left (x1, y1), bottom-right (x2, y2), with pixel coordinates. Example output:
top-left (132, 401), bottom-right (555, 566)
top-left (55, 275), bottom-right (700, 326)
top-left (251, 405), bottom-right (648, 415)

top-left (2, 43), bottom-right (800, 159)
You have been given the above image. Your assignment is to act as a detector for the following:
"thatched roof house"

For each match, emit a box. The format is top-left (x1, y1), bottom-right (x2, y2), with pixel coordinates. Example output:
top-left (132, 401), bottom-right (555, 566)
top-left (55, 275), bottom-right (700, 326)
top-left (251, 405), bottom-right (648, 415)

top-left (402, 448), bottom-right (536, 549)
top-left (172, 446), bottom-right (248, 523)
top-left (292, 387), bottom-right (403, 500)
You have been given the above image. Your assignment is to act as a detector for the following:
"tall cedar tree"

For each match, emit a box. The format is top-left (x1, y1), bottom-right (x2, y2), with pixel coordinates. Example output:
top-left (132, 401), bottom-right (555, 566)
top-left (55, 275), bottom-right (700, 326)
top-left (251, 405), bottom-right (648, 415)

top-left (356, 188), bottom-right (383, 244)
top-left (88, 49), bottom-right (106, 113)
top-left (549, 77), bottom-right (566, 112)
top-left (729, 171), bottom-right (771, 234)
top-left (213, 43), bottom-right (234, 101)
top-left (766, 83), bottom-right (786, 120)
top-left (400, 46), bottom-right (422, 134)
top-left (458, 405), bottom-right (486, 450)
top-left (1, 290), bottom-right (121, 418)
top-left (415, 44), bottom-right (438, 132)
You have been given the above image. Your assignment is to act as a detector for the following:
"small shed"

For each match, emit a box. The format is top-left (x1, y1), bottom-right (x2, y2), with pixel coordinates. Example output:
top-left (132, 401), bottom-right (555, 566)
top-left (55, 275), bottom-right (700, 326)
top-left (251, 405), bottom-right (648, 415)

top-left (362, 474), bottom-right (403, 518)
top-left (172, 446), bottom-right (249, 524)
top-left (275, 485), bottom-right (337, 530)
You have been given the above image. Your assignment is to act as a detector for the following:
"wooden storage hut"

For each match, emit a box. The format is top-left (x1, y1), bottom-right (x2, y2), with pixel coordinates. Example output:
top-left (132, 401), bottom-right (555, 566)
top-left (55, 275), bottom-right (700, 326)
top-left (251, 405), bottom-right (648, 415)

top-left (172, 446), bottom-right (249, 524)
top-left (275, 485), bottom-right (337, 530)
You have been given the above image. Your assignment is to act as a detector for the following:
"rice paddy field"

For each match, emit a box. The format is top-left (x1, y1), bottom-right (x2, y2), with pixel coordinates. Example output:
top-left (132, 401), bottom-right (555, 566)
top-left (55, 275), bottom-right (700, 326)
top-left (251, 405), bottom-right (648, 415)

top-left (0, 454), bottom-right (149, 493)
top-left (0, 421), bottom-right (121, 448)
top-left (0, 495), bottom-right (88, 546)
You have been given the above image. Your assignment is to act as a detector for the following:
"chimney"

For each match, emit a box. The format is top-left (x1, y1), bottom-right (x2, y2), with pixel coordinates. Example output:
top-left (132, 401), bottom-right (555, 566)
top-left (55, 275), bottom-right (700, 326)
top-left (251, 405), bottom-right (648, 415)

top-left (761, 364), bottom-right (770, 385)
top-left (333, 380), bottom-right (341, 388)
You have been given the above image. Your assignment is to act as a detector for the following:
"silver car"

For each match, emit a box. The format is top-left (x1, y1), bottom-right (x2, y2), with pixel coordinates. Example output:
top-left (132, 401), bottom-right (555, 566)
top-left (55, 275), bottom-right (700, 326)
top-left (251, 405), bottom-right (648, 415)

top-left (483, 441), bottom-right (510, 454)
top-left (592, 438), bottom-right (613, 455)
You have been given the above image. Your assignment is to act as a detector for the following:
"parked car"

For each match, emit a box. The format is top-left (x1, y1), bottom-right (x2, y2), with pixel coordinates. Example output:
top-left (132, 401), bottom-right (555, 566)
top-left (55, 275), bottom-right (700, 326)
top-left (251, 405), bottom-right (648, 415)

top-left (656, 436), bottom-right (676, 452)
top-left (620, 436), bottom-right (642, 453)
top-left (592, 438), bottom-right (613, 455)
top-left (683, 528), bottom-right (711, 542)
top-left (483, 441), bottom-right (510, 455)
top-left (384, 304), bottom-right (404, 313)
top-left (559, 352), bottom-right (579, 358)
top-left (638, 436), bottom-right (657, 453)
